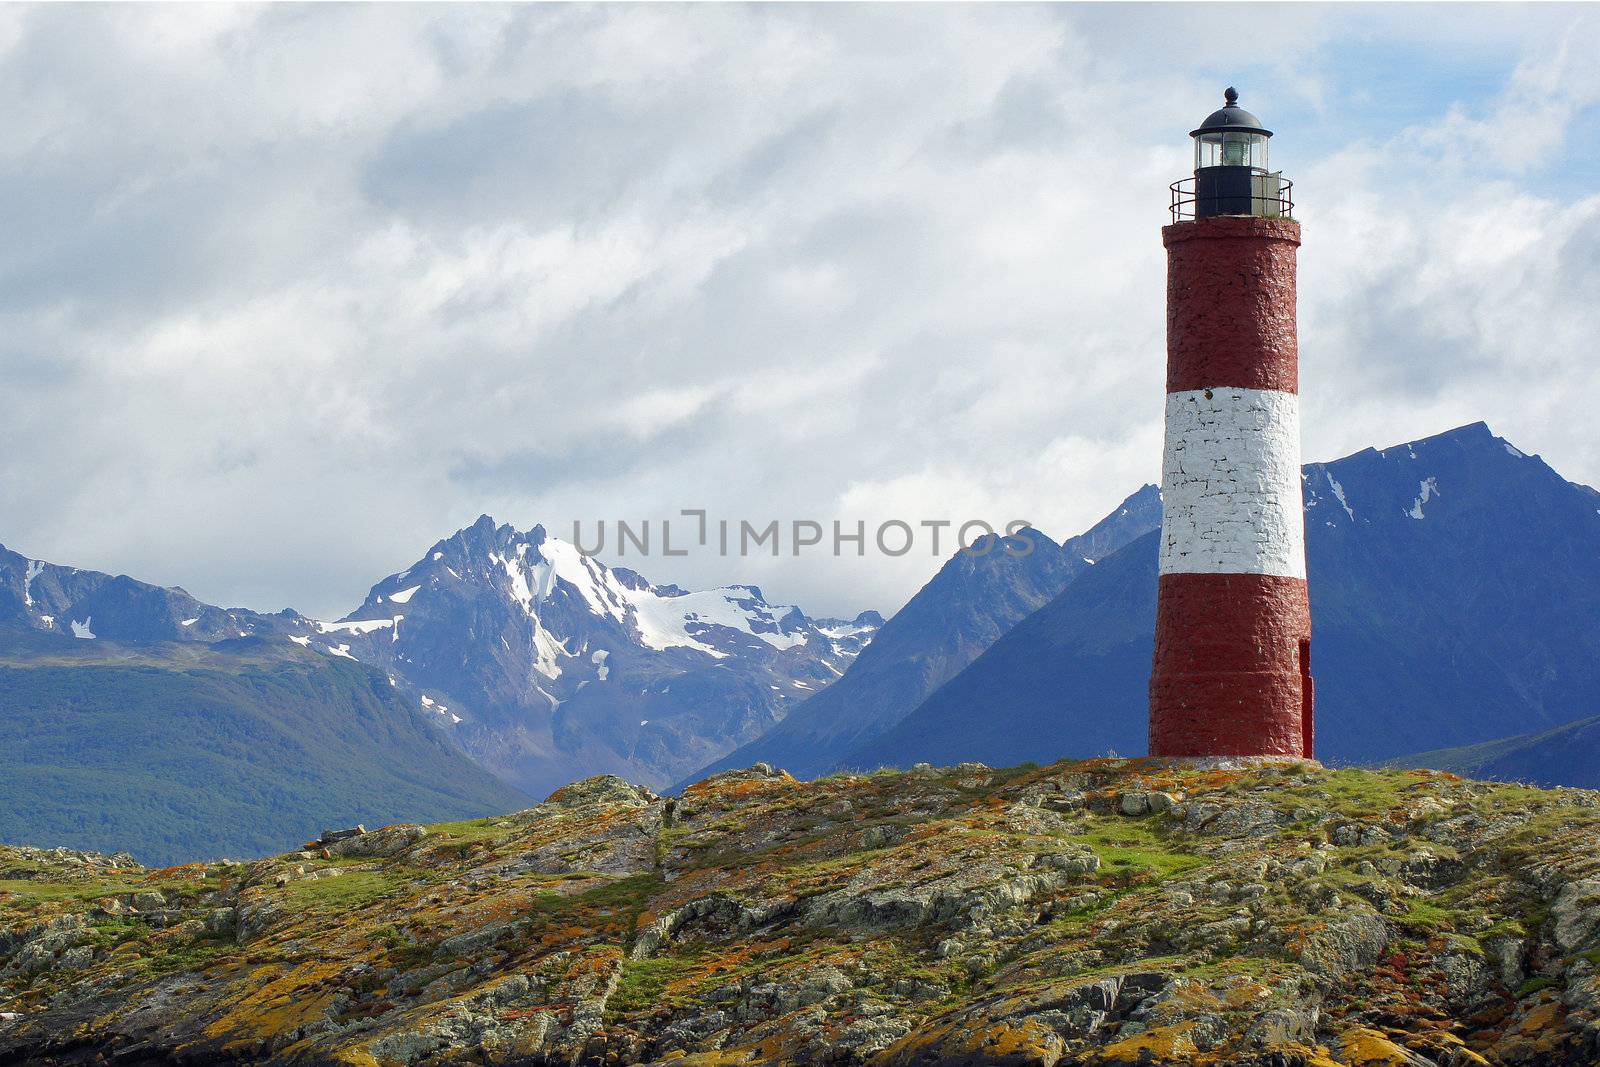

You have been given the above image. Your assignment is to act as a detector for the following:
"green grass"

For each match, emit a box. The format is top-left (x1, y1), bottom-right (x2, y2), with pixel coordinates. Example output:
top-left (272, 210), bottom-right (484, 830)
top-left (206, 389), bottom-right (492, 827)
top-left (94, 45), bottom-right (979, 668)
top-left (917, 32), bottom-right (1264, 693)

top-left (141, 937), bottom-right (236, 975)
top-left (610, 951), bottom-right (707, 1014)
top-left (1264, 768), bottom-right (1417, 820)
top-left (1397, 899), bottom-right (1456, 934)
top-left (428, 817), bottom-right (517, 844)
top-left (526, 873), bottom-right (665, 939)
top-left (281, 870), bottom-right (409, 910)
top-left (0, 877), bottom-right (147, 903)
top-left (1060, 822), bottom-right (1208, 883)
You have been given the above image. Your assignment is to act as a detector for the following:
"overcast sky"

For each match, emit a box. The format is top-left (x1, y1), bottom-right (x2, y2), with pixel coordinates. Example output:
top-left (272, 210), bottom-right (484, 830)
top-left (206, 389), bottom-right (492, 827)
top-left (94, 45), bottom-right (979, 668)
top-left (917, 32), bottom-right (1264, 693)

top-left (2, 3), bottom-right (1598, 621)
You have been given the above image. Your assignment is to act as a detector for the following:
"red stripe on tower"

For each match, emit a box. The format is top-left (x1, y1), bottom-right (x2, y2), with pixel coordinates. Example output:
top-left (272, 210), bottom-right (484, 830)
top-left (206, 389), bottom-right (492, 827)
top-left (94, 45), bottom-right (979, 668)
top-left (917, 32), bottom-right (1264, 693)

top-left (1149, 89), bottom-right (1314, 760)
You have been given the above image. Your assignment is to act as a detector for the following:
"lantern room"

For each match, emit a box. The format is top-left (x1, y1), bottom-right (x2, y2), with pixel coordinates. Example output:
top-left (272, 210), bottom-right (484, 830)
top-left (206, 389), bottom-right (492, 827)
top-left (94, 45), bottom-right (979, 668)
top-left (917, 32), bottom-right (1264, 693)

top-left (1171, 88), bottom-right (1292, 221)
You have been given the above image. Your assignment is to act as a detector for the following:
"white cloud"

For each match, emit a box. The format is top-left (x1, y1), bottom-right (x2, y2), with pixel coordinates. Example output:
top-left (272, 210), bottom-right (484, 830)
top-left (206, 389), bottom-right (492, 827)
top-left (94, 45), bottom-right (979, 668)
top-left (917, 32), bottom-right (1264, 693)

top-left (0, 6), bottom-right (1596, 621)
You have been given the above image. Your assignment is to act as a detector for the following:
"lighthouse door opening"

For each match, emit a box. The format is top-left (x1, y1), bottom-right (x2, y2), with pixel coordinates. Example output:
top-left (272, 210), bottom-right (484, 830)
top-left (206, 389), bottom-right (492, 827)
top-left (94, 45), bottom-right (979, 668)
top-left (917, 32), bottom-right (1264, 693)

top-left (1299, 638), bottom-right (1315, 758)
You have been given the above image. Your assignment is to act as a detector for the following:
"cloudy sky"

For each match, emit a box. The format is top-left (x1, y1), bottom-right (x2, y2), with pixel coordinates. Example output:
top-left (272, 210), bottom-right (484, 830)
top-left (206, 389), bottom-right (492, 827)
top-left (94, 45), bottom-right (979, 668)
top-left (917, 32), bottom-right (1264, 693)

top-left (2, 3), bottom-right (1598, 621)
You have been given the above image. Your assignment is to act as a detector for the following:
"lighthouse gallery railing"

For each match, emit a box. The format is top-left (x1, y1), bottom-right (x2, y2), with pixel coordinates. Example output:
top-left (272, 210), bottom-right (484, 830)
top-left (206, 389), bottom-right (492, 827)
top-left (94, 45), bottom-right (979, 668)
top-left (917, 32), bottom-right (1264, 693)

top-left (1169, 174), bottom-right (1294, 223)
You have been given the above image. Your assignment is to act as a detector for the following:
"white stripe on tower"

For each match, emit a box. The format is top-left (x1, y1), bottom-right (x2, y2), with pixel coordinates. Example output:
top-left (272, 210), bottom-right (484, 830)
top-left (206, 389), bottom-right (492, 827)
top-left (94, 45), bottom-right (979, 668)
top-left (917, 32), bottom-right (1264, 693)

top-left (1158, 386), bottom-right (1304, 579)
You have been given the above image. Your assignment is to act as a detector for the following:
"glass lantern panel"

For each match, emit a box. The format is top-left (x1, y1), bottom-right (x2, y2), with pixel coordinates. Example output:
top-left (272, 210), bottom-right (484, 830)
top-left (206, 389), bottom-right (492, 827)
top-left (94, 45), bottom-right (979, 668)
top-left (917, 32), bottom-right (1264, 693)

top-left (1250, 134), bottom-right (1269, 170)
top-left (1196, 132), bottom-right (1269, 170)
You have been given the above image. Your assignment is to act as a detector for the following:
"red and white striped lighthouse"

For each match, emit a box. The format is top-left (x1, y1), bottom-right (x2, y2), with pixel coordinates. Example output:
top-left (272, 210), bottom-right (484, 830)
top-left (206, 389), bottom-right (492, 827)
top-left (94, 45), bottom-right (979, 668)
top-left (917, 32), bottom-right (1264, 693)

top-left (1149, 88), bottom-right (1314, 760)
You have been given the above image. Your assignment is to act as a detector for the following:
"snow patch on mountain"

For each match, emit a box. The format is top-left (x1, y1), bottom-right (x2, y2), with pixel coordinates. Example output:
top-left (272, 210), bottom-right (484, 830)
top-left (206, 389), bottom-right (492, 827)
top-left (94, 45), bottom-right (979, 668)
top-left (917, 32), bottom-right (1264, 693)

top-left (317, 617), bottom-right (398, 636)
top-left (1408, 477), bottom-right (1440, 520)
top-left (532, 620), bottom-right (571, 679)
top-left (817, 617), bottom-right (877, 641)
top-left (388, 585), bottom-right (421, 604)
top-left (1326, 473), bottom-right (1355, 520)
top-left (22, 560), bottom-right (42, 608)
top-left (537, 538), bottom-right (629, 622)
top-left (70, 617), bottom-right (95, 639)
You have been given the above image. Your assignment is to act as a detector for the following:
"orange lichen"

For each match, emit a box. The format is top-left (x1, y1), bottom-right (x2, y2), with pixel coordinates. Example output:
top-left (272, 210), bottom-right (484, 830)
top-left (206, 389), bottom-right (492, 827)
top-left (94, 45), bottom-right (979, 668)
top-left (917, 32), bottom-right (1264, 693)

top-left (1089, 1021), bottom-right (1199, 1063)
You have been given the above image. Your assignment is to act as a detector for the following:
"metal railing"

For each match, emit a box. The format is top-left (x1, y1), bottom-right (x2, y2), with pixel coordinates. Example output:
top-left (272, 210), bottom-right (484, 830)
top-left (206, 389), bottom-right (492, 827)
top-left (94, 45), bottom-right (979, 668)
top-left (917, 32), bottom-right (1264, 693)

top-left (1169, 175), bottom-right (1294, 223)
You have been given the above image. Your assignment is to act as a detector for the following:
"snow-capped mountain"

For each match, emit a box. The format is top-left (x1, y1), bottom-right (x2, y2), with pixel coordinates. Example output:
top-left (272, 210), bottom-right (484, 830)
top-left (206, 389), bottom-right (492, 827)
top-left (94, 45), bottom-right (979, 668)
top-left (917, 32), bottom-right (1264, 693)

top-left (2, 516), bottom-right (880, 798)
top-left (291, 516), bottom-right (880, 795)
top-left (0, 548), bottom-right (304, 643)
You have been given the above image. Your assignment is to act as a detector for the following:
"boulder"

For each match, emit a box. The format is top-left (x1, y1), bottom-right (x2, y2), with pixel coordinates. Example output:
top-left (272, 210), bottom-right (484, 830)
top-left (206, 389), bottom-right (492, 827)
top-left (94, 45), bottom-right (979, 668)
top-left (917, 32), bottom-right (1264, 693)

top-left (324, 824), bottom-right (427, 859)
top-left (1300, 913), bottom-right (1392, 979)
top-left (542, 775), bottom-right (659, 809)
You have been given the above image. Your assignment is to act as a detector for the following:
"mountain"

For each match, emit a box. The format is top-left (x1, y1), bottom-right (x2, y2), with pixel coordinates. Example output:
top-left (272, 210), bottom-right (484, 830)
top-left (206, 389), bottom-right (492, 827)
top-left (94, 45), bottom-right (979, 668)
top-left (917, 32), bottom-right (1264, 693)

top-left (4, 519), bottom-right (881, 806)
top-left (683, 487), bottom-right (1162, 784)
top-left (0, 543), bottom-right (303, 643)
top-left (1396, 715), bottom-right (1600, 789)
top-left (263, 517), bottom-right (880, 797)
top-left (0, 631), bottom-right (528, 865)
top-left (845, 423), bottom-right (1600, 772)
top-left (6, 759), bottom-right (1600, 1066)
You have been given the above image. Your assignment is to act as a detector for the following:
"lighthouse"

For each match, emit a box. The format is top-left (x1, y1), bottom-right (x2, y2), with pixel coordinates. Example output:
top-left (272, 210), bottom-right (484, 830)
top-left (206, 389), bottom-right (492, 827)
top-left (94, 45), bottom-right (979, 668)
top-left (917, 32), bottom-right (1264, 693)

top-left (1148, 89), bottom-right (1314, 760)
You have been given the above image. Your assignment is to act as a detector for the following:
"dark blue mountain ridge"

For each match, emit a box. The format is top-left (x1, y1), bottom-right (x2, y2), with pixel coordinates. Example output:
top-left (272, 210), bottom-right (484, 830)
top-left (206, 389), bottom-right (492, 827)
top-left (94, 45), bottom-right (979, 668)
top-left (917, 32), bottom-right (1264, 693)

top-left (1393, 715), bottom-right (1600, 790)
top-left (0, 544), bottom-right (306, 644)
top-left (842, 422), bottom-right (1600, 773)
top-left (679, 485), bottom-right (1164, 786)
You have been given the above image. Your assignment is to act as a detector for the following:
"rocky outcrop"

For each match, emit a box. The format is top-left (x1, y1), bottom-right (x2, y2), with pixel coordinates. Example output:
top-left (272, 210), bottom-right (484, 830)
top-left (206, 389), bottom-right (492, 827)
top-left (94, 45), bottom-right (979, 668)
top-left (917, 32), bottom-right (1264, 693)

top-left (4, 759), bottom-right (1600, 1065)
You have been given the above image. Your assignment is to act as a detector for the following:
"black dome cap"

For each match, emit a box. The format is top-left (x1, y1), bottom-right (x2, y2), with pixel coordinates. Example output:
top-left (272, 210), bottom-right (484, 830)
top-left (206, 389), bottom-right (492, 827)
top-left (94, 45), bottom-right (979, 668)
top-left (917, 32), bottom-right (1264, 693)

top-left (1190, 87), bottom-right (1272, 138)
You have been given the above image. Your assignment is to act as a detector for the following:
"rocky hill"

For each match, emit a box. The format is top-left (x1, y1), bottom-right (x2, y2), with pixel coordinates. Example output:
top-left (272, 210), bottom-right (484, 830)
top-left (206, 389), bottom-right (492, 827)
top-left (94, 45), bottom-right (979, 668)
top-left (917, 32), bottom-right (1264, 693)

top-left (3, 759), bottom-right (1599, 1066)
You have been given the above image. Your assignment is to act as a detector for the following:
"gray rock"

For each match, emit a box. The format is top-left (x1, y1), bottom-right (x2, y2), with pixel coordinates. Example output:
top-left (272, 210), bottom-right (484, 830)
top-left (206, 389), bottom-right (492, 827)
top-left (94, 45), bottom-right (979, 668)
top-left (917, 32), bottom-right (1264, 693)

top-left (1552, 877), bottom-right (1600, 953)
top-left (324, 824), bottom-right (427, 859)
top-left (203, 907), bottom-right (237, 937)
top-left (1486, 935), bottom-right (1526, 990)
top-left (318, 825), bottom-right (367, 844)
top-left (1038, 848), bottom-right (1101, 876)
top-left (1299, 912), bottom-right (1392, 978)
top-left (367, 973), bottom-right (557, 1065)
top-left (1204, 804), bottom-right (1288, 838)
top-left (1436, 952), bottom-right (1491, 1004)
top-left (129, 891), bottom-right (167, 912)
top-left (0, 914), bottom-right (87, 977)
top-left (1245, 1006), bottom-right (1318, 1045)
top-left (440, 920), bottom-right (515, 958)
top-left (1120, 791), bottom-right (1153, 816)
top-left (542, 774), bottom-right (660, 809)
top-left (235, 897), bottom-right (284, 944)
top-left (829, 1012), bottom-right (913, 1056)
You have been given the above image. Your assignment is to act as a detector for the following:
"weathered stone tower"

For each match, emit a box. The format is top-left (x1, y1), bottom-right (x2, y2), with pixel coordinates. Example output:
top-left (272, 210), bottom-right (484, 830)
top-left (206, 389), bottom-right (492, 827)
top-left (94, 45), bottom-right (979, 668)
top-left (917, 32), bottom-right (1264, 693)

top-left (1148, 89), bottom-right (1314, 759)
